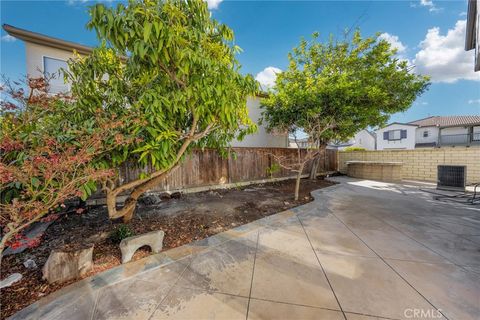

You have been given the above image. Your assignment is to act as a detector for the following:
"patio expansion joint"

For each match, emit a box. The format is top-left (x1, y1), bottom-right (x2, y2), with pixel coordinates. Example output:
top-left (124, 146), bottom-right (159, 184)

top-left (297, 215), bottom-right (348, 320)
top-left (329, 212), bottom-right (450, 320)
top-left (245, 230), bottom-right (260, 320)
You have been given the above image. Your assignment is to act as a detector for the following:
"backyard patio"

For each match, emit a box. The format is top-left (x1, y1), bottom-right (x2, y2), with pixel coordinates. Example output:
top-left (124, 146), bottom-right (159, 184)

top-left (10, 177), bottom-right (480, 320)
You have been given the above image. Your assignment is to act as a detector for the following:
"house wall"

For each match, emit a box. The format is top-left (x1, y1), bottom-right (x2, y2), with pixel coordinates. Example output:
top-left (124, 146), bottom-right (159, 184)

top-left (376, 124), bottom-right (416, 150)
top-left (25, 42), bottom-right (77, 77)
top-left (350, 130), bottom-right (376, 150)
top-left (415, 126), bottom-right (439, 145)
top-left (230, 96), bottom-right (288, 148)
top-left (338, 147), bottom-right (480, 184)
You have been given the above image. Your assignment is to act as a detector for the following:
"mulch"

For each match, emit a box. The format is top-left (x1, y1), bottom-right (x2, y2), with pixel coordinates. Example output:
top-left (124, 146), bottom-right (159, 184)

top-left (0, 178), bottom-right (334, 319)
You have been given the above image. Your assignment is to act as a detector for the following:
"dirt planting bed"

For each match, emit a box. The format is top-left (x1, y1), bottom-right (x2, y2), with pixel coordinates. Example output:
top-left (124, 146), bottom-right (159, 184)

top-left (0, 178), bottom-right (334, 319)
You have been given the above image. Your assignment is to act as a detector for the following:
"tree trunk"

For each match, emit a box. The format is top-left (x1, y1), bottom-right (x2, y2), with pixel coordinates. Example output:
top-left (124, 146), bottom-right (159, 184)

top-left (309, 156), bottom-right (320, 180)
top-left (294, 163), bottom-right (305, 201)
top-left (106, 164), bottom-right (180, 223)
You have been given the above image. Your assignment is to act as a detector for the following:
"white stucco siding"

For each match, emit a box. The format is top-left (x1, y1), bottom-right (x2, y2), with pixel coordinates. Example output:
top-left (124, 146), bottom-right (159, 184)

top-left (376, 124), bottom-right (417, 150)
top-left (415, 126), bottom-right (439, 145)
top-left (25, 42), bottom-right (83, 93)
top-left (230, 96), bottom-right (288, 148)
top-left (351, 130), bottom-right (376, 150)
top-left (25, 42), bottom-right (79, 76)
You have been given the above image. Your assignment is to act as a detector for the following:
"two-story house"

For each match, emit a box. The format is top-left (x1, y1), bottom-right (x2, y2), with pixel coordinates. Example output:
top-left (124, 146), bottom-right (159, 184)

top-left (376, 116), bottom-right (480, 150)
top-left (2, 24), bottom-right (288, 148)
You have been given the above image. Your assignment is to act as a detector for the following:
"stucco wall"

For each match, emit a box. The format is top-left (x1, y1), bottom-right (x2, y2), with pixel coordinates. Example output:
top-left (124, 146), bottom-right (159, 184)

top-left (352, 130), bottom-right (376, 150)
top-left (338, 147), bottom-right (480, 184)
top-left (376, 124), bottom-right (416, 150)
top-left (25, 42), bottom-right (78, 77)
top-left (415, 126), bottom-right (439, 145)
top-left (230, 96), bottom-right (288, 148)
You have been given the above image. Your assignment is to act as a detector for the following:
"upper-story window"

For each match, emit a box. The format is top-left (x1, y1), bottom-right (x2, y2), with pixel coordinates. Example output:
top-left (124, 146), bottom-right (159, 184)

top-left (423, 130), bottom-right (429, 138)
top-left (383, 129), bottom-right (407, 141)
top-left (43, 57), bottom-right (69, 93)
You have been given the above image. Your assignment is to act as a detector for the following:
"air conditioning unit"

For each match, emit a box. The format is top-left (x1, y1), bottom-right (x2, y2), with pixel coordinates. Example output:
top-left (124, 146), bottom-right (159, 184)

top-left (437, 165), bottom-right (466, 191)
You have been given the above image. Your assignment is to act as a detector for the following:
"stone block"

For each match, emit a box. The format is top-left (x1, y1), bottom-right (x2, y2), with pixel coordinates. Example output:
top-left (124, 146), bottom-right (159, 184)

top-left (120, 230), bottom-right (165, 264)
top-left (43, 245), bottom-right (94, 284)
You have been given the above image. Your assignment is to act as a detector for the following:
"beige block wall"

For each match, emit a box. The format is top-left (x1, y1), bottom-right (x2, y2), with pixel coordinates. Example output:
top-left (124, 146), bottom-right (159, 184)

top-left (338, 147), bottom-right (480, 184)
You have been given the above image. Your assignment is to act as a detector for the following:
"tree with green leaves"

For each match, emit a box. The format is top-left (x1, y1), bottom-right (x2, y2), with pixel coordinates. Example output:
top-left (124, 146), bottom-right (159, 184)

top-left (66, 0), bottom-right (257, 222)
top-left (262, 30), bottom-right (430, 195)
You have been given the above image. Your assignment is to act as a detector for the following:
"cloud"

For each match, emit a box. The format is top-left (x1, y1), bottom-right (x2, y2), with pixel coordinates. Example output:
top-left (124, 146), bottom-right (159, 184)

top-left (468, 99), bottom-right (480, 104)
top-left (206, 0), bottom-right (223, 9)
top-left (378, 33), bottom-right (407, 54)
top-left (1, 35), bottom-right (16, 42)
top-left (414, 20), bottom-right (480, 83)
top-left (255, 67), bottom-right (282, 90)
top-left (420, 102), bottom-right (429, 105)
top-left (459, 11), bottom-right (467, 17)
top-left (419, 0), bottom-right (442, 12)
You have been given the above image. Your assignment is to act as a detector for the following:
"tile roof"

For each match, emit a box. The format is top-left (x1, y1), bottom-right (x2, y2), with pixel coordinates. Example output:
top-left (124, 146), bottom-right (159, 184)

top-left (408, 116), bottom-right (480, 127)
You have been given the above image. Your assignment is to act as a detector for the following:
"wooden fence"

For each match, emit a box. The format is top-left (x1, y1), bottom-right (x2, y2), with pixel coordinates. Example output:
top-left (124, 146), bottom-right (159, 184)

top-left (118, 147), bottom-right (338, 193)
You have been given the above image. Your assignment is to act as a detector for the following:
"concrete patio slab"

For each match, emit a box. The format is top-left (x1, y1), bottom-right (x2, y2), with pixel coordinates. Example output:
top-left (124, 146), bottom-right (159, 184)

top-left (387, 259), bottom-right (480, 320)
top-left (93, 259), bottom-right (189, 320)
top-left (176, 236), bottom-right (257, 296)
top-left (150, 287), bottom-right (248, 320)
top-left (351, 228), bottom-right (448, 264)
top-left (9, 177), bottom-right (480, 320)
top-left (247, 299), bottom-right (344, 320)
top-left (250, 251), bottom-right (339, 309)
top-left (317, 253), bottom-right (441, 319)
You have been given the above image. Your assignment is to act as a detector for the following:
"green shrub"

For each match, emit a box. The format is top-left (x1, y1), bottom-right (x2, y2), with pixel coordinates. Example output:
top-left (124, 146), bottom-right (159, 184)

top-left (344, 146), bottom-right (366, 152)
top-left (110, 224), bottom-right (134, 243)
top-left (266, 163), bottom-right (281, 178)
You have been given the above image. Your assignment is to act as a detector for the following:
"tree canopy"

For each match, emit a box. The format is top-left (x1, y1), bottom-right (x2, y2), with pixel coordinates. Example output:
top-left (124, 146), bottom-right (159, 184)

top-left (261, 30), bottom-right (430, 144)
top-left (66, 0), bottom-right (258, 221)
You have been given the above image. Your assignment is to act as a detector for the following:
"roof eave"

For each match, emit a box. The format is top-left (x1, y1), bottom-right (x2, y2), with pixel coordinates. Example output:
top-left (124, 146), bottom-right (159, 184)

top-left (2, 24), bottom-right (94, 56)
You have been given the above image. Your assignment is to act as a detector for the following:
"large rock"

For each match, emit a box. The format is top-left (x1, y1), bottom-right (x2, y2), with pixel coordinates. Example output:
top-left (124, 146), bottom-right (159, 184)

top-left (0, 273), bottom-right (22, 289)
top-left (42, 245), bottom-right (94, 284)
top-left (120, 230), bottom-right (165, 264)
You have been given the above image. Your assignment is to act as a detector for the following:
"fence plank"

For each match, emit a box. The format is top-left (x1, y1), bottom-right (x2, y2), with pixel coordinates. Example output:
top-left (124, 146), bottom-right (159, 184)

top-left (111, 147), bottom-right (338, 195)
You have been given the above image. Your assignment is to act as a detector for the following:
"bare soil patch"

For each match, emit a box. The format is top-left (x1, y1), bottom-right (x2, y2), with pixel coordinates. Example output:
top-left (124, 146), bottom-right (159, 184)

top-left (0, 178), bottom-right (334, 319)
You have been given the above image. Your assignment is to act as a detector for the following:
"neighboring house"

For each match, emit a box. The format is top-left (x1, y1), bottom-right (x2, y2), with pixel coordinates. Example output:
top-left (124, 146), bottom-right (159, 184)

top-left (327, 129), bottom-right (376, 150)
top-left (466, 0), bottom-right (479, 71)
top-left (289, 137), bottom-right (311, 148)
top-left (376, 116), bottom-right (480, 150)
top-left (230, 95), bottom-right (289, 148)
top-left (3, 24), bottom-right (287, 148)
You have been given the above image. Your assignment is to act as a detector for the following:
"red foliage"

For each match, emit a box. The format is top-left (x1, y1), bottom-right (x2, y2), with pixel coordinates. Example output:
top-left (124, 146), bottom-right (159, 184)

top-left (0, 76), bottom-right (122, 255)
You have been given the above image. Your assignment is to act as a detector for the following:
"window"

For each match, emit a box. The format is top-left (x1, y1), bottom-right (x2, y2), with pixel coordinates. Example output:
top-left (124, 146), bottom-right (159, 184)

top-left (383, 129), bottom-right (407, 141)
top-left (423, 131), bottom-right (429, 138)
top-left (43, 57), bottom-right (69, 93)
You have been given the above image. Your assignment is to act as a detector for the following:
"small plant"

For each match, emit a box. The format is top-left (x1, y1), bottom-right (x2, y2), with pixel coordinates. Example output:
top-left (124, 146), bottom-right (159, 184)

top-left (344, 146), bottom-right (366, 152)
top-left (110, 224), bottom-right (134, 243)
top-left (266, 162), bottom-right (281, 178)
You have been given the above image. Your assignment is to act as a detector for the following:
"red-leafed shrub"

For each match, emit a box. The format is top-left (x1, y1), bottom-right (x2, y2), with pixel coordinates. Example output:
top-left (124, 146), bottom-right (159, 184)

top-left (0, 77), bottom-right (121, 264)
